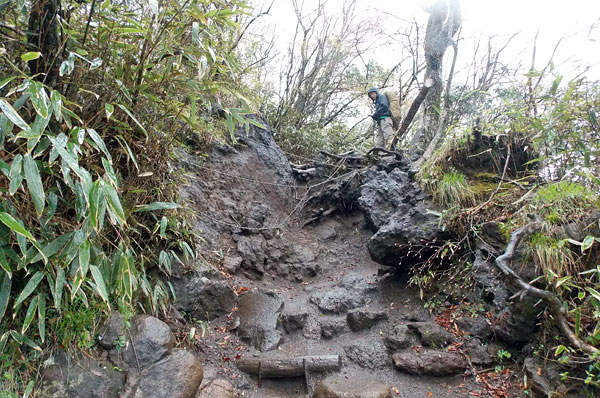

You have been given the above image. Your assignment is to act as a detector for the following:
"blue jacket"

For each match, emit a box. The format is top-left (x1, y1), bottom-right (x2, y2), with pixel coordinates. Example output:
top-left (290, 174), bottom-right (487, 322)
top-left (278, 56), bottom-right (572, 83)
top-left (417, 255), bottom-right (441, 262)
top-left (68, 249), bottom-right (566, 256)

top-left (368, 87), bottom-right (390, 123)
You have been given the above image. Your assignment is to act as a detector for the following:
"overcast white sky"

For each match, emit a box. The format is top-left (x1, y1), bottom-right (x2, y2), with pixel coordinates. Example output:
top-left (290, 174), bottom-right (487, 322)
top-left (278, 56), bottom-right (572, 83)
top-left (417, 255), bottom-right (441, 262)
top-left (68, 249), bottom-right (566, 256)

top-left (260, 0), bottom-right (600, 80)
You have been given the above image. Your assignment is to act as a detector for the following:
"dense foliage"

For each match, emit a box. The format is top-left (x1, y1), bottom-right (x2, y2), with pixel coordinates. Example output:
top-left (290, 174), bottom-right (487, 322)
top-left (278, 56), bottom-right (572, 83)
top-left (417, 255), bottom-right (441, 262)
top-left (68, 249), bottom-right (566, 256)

top-left (0, 0), bottom-right (259, 393)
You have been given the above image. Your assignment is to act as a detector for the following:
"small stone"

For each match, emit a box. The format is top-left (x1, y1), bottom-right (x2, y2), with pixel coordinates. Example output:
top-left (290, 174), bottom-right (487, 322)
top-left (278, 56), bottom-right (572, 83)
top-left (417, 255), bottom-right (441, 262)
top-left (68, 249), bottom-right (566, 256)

top-left (223, 255), bottom-right (242, 273)
top-left (344, 340), bottom-right (389, 370)
top-left (196, 378), bottom-right (236, 398)
top-left (98, 313), bottom-right (125, 350)
top-left (408, 322), bottom-right (455, 348)
top-left (320, 317), bottom-right (347, 339)
top-left (456, 316), bottom-right (492, 339)
top-left (383, 324), bottom-right (417, 353)
top-left (347, 309), bottom-right (388, 332)
top-left (115, 315), bottom-right (175, 370)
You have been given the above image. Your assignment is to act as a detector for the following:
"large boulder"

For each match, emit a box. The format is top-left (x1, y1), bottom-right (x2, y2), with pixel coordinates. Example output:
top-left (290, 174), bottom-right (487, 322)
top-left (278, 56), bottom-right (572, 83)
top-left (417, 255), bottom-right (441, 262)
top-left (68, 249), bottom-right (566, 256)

top-left (358, 169), bottom-right (445, 268)
top-left (134, 349), bottom-right (203, 398)
top-left (172, 265), bottom-right (237, 321)
top-left (236, 291), bottom-right (283, 351)
top-left (38, 351), bottom-right (125, 398)
top-left (114, 315), bottom-right (175, 370)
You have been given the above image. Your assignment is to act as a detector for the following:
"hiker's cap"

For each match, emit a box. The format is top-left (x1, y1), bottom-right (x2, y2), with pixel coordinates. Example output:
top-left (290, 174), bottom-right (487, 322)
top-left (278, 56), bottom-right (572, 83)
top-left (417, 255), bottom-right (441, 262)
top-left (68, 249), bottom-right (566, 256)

top-left (368, 87), bottom-right (378, 94)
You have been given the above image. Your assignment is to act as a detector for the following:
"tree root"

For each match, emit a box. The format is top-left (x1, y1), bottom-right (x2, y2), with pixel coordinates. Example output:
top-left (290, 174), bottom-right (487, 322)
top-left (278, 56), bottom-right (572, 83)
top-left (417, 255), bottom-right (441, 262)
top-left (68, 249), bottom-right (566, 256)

top-left (494, 218), bottom-right (599, 355)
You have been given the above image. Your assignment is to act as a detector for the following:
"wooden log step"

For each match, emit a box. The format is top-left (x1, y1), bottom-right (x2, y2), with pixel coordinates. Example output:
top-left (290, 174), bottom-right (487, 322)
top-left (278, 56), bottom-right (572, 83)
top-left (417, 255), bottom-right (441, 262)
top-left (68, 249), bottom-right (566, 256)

top-left (237, 355), bottom-right (341, 378)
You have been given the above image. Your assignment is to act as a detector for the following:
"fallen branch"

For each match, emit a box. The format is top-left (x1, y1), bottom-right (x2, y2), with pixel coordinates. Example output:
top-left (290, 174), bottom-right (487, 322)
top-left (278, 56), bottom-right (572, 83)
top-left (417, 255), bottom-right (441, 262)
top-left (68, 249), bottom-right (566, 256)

top-left (494, 218), bottom-right (599, 355)
top-left (366, 147), bottom-right (404, 160)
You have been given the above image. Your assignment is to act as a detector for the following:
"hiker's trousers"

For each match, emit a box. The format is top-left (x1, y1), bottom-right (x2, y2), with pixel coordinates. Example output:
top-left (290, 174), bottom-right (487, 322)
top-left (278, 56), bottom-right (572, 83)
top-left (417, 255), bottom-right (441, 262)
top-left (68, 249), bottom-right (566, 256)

top-left (376, 117), bottom-right (394, 148)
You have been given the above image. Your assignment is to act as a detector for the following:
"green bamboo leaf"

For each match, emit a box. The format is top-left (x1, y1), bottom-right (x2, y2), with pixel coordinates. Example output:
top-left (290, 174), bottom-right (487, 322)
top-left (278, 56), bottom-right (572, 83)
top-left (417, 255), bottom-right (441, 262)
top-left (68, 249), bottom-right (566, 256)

top-left (37, 293), bottom-right (45, 342)
top-left (581, 235), bottom-right (595, 252)
top-left (0, 76), bottom-right (17, 90)
top-left (90, 265), bottom-right (110, 308)
top-left (0, 98), bottom-right (31, 132)
top-left (587, 287), bottom-right (600, 303)
top-left (20, 52), bottom-right (42, 62)
top-left (21, 295), bottom-right (38, 334)
top-left (9, 154), bottom-right (23, 195)
top-left (115, 79), bottom-right (132, 103)
top-left (30, 232), bottom-right (72, 264)
top-left (54, 267), bottom-right (65, 311)
top-left (79, 240), bottom-right (90, 277)
top-left (105, 103), bottom-right (114, 121)
top-left (0, 271), bottom-right (11, 323)
top-left (134, 202), bottom-right (180, 212)
top-left (89, 181), bottom-right (103, 231)
top-left (23, 154), bottom-right (45, 216)
top-left (51, 90), bottom-right (62, 121)
top-left (117, 104), bottom-right (148, 139)
top-left (102, 158), bottom-right (118, 188)
top-left (0, 212), bottom-right (35, 241)
top-left (28, 81), bottom-right (51, 119)
top-left (0, 249), bottom-right (10, 278)
top-left (103, 182), bottom-right (126, 225)
top-left (159, 216), bottom-right (168, 238)
top-left (14, 271), bottom-right (44, 308)
top-left (23, 381), bottom-right (34, 398)
top-left (87, 129), bottom-right (112, 161)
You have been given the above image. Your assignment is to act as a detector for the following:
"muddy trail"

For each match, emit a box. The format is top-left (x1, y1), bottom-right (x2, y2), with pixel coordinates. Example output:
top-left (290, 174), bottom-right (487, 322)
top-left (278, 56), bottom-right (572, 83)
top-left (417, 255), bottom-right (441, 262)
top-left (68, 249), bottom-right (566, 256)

top-left (170, 121), bottom-right (521, 398)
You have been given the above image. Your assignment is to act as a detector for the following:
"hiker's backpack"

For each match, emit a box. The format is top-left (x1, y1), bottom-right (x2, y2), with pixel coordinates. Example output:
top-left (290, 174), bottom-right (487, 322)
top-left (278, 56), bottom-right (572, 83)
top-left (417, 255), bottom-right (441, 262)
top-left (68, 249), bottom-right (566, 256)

top-left (384, 90), bottom-right (402, 130)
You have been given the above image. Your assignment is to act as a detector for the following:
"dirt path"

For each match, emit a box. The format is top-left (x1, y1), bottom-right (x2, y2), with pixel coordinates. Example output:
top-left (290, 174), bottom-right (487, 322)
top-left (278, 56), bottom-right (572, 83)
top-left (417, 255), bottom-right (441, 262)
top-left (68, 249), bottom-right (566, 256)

top-left (177, 127), bottom-right (513, 397)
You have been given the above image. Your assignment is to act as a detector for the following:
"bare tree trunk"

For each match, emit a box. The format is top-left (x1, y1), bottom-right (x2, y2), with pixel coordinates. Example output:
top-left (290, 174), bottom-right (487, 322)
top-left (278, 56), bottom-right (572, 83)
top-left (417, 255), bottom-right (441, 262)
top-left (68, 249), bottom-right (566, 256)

top-left (27, 0), bottom-right (61, 87)
top-left (412, 0), bottom-right (461, 150)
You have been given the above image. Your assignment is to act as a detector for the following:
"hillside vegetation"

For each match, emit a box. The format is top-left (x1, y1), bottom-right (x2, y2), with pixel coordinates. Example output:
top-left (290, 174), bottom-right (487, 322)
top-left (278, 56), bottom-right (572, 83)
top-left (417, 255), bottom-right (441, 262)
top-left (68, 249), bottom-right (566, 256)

top-left (1, 0), bottom-right (599, 396)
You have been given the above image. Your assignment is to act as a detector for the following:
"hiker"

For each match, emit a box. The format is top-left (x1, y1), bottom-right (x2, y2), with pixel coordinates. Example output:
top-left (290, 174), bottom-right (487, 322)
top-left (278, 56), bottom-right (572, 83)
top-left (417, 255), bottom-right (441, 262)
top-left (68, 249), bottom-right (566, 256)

top-left (368, 87), bottom-right (394, 148)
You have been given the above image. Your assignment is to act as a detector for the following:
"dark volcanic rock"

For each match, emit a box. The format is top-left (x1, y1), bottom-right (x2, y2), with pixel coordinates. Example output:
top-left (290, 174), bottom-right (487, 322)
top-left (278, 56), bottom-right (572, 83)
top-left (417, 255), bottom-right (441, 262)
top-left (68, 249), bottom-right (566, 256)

top-left (456, 316), bottom-right (492, 339)
top-left (173, 271), bottom-right (236, 321)
top-left (344, 340), bottom-right (390, 369)
top-left (237, 291), bottom-right (283, 351)
top-left (392, 349), bottom-right (466, 376)
top-left (39, 351), bottom-right (125, 398)
top-left (135, 349), bottom-right (203, 398)
top-left (358, 168), bottom-right (444, 268)
top-left (383, 324), bottom-right (417, 353)
top-left (347, 309), bottom-right (388, 332)
top-left (320, 317), bottom-right (347, 339)
top-left (464, 338), bottom-right (494, 367)
top-left (280, 306), bottom-right (309, 333)
top-left (314, 375), bottom-right (392, 398)
top-left (310, 287), bottom-right (370, 314)
top-left (115, 315), bottom-right (175, 370)
top-left (235, 234), bottom-right (268, 279)
top-left (196, 378), bottom-right (236, 398)
top-left (407, 322), bottom-right (456, 348)
top-left (98, 312), bottom-right (125, 350)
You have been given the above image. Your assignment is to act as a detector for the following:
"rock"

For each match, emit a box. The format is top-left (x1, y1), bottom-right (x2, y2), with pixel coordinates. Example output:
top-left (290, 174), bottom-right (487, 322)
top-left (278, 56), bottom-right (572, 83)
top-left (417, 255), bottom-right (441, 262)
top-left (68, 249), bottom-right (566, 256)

top-left (347, 309), bottom-right (388, 332)
top-left (236, 234), bottom-right (268, 279)
top-left (524, 357), bottom-right (552, 396)
top-left (196, 378), bottom-right (236, 398)
top-left (320, 317), bottom-right (347, 339)
top-left (223, 255), bottom-right (243, 273)
top-left (315, 225), bottom-right (337, 241)
top-left (173, 274), bottom-right (236, 321)
top-left (310, 288), bottom-right (370, 314)
top-left (344, 340), bottom-right (389, 370)
top-left (280, 307), bottom-right (309, 333)
top-left (237, 291), bottom-right (283, 351)
top-left (480, 222), bottom-right (506, 250)
top-left (383, 324), bottom-right (417, 353)
top-left (98, 312), bottom-right (125, 350)
top-left (303, 315), bottom-right (322, 340)
top-left (407, 322), bottom-right (455, 348)
top-left (464, 338), bottom-right (494, 367)
top-left (38, 351), bottom-right (125, 398)
top-left (399, 307), bottom-right (431, 322)
top-left (368, 208), bottom-right (444, 267)
top-left (358, 168), bottom-right (445, 268)
top-left (116, 315), bottom-right (175, 370)
top-left (240, 203), bottom-right (270, 230)
top-left (314, 375), bottom-right (392, 398)
top-left (456, 316), bottom-right (492, 339)
top-left (359, 168), bottom-right (416, 231)
top-left (392, 349), bottom-right (466, 376)
top-left (135, 349), bottom-right (203, 398)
